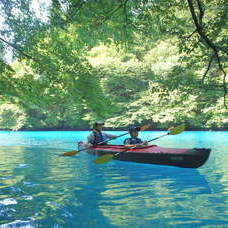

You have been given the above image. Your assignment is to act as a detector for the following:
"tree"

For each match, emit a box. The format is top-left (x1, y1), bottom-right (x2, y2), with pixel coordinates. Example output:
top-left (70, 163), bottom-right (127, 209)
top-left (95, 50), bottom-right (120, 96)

top-left (0, 0), bottom-right (227, 130)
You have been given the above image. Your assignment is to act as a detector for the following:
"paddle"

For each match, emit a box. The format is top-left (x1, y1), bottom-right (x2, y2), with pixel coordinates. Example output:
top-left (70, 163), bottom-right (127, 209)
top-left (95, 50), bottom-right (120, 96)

top-left (60, 123), bottom-right (151, 156)
top-left (93, 124), bottom-right (185, 164)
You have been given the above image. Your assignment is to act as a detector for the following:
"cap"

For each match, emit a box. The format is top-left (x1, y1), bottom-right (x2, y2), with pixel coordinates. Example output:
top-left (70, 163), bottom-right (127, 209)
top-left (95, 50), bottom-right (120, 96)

top-left (93, 121), bottom-right (105, 127)
top-left (128, 126), bottom-right (140, 132)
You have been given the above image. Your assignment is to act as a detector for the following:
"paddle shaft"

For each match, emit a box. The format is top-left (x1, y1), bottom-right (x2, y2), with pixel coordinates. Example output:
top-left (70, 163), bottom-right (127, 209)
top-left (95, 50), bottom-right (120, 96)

top-left (88, 123), bottom-right (150, 148)
top-left (77, 132), bottom-right (129, 154)
top-left (61, 123), bottom-right (151, 156)
top-left (147, 133), bottom-right (169, 143)
top-left (93, 124), bottom-right (185, 164)
top-left (112, 133), bottom-right (169, 157)
top-left (113, 129), bottom-right (183, 157)
top-left (77, 124), bottom-right (151, 154)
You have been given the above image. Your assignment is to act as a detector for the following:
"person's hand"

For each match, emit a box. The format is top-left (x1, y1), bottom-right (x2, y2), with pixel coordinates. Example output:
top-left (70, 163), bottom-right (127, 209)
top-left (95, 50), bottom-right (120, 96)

top-left (142, 141), bottom-right (148, 145)
top-left (77, 141), bottom-right (84, 146)
top-left (124, 144), bottom-right (135, 148)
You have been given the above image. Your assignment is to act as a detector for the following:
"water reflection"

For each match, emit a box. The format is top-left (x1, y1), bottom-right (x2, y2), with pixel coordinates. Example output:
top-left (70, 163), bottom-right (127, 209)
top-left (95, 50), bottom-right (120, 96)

top-left (96, 162), bottom-right (213, 227)
top-left (0, 131), bottom-right (228, 227)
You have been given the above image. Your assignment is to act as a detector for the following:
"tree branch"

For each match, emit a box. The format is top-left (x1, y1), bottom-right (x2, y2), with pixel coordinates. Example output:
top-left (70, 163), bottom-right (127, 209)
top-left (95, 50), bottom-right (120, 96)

top-left (123, 0), bottom-right (128, 47)
top-left (0, 36), bottom-right (37, 61)
top-left (196, 0), bottom-right (204, 26)
top-left (186, 0), bottom-right (227, 108)
top-left (202, 54), bottom-right (214, 83)
top-left (186, 0), bottom-right (218, 53)
top-left (96, 0), bottom-right (129, 26)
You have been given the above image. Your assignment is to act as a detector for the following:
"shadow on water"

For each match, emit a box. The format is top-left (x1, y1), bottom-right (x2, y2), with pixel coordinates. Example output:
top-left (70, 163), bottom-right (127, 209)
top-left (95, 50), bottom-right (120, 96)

top-left (76, 157), bottom-right (215, 228)
top-left (110, 161), bottom-right (212, 194)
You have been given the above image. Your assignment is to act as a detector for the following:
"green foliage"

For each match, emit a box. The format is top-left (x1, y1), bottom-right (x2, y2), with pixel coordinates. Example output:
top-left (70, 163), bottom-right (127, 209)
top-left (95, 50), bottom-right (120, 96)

top-left (1, 25), bottom-right (112, 129)
top-left (143, 40), bottom-right (181, 77)
top-left (203, 98), bottom-right (228, 129)
top-left (0, 104), bottom-right (27, 130)
top-left (87, 43), bottom-right (146, 104)
top-left (102, 40), bottom-right (227, 130)
top-left (0, 0), bottom-right (227, 130)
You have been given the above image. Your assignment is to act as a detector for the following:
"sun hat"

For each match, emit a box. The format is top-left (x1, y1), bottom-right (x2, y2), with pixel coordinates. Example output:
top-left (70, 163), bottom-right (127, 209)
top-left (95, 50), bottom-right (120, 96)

top-left (93, 121), bottom-right (105, 128)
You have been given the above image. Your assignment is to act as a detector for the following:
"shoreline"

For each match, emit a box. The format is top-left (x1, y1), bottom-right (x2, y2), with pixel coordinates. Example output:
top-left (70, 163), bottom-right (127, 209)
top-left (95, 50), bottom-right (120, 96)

top-left (0, 127), bottom-right (228, 131)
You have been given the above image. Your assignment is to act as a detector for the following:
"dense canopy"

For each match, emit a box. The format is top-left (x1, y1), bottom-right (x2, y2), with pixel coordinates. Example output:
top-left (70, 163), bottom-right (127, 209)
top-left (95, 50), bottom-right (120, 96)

top-left (0, 0), bottom-right (227, 130)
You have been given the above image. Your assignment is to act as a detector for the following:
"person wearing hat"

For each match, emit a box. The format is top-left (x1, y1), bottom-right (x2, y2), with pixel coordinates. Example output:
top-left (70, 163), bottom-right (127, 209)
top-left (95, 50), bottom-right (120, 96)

top-left (86, 121), bottom-right (117, 145)
top-left (123, 126), bottom-right (147, 145)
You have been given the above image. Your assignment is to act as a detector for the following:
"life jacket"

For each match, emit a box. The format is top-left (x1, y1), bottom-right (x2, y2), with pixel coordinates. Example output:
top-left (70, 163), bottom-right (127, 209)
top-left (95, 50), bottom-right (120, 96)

top-left (124, 137), bottom-right (142, 145)
top-left (92, 131), bottom-right (107, 145)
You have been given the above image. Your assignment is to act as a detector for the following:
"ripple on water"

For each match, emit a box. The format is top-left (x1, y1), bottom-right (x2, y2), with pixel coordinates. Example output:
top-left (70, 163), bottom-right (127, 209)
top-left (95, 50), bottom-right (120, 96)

top-left (22, 181), bottom-right (39, 187)
top-left (0, 177), bottom-right (7, 180)
top-left (10, 187), bottom-right (22, 193)
top-left (16, 164), bottom-right (30, 169)
top-left (0, 131), bottom-right (228, 227)
top-left (21, 195), bottom-right (33, 201)
top-left (0, 198), bottom-right (17, 222)
top-left (0, 219), bottom-right (35, 228)
top-left (0, 198), bottom-right (17, 206)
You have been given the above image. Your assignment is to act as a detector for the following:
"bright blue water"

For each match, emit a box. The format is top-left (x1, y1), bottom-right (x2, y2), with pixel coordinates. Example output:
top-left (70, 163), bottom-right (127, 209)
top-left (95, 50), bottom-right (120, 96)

top-left (0, 131), bottom-right (227, 227)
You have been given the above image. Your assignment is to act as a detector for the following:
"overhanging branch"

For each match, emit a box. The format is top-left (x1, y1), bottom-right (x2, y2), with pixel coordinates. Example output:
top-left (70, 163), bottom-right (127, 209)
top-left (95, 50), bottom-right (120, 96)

top-left (0, 36), bottom-right (37, 61)
top-left (186, 0), bottom-right (227, 107)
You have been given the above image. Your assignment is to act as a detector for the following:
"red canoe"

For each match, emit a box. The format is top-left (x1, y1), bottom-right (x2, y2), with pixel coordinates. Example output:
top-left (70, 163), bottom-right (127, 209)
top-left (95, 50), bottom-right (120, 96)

top-left (81, 144), bottom-right (211, 168)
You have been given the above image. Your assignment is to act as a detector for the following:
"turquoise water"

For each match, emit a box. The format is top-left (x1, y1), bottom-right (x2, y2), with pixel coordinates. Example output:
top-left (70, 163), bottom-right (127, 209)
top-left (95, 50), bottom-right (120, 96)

top-left (0, 131), bottom-right (228, 227)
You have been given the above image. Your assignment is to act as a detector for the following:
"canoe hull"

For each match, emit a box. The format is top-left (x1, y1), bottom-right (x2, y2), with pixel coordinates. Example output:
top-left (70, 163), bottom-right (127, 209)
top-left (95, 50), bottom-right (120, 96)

top-left (79, 144), bottom-right (211, 168)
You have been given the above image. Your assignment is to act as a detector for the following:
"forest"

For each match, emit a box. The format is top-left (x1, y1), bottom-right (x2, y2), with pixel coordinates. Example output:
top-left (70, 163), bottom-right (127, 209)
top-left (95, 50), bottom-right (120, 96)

top-left (0, 0), bottom-right (227, 130)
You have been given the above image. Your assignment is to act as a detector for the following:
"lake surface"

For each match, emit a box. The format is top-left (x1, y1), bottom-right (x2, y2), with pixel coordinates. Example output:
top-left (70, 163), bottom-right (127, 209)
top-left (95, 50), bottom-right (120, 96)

top-left (0, 131), bottom-right (228, 227)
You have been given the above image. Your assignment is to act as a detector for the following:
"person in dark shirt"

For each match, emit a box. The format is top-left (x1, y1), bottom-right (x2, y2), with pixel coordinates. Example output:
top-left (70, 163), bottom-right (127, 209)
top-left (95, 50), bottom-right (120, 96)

top-left (124, 126), bottom-right (147, 145)
top-left (86, 121), bottom-right (117, 145)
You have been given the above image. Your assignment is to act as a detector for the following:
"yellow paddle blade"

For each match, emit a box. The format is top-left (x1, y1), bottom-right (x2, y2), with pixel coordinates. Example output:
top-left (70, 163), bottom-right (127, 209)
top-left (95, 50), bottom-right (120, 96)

top-left (93, 154), bottom-right (114, 164)
top-left (60, 150), bottom-right (79, 156)
top-left (169, 124), bottom-right (185, 135)
top-left (140, 123), bottom-right (151, 131)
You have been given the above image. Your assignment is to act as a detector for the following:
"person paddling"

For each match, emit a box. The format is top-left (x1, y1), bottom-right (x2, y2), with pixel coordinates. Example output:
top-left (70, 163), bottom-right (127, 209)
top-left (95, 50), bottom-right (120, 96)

top-left (86, 121), bottom-right (117, 145)
top-left (124, 126), bottom-right (147, 145)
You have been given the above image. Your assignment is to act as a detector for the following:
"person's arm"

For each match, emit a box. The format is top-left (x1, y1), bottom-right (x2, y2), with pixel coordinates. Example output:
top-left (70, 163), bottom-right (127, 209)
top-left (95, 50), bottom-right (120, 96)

top-left (105, 133), bottom-right (117, 139)
top-left (138, 138), bottom-right (148, 145)
top-left (86, 133), bottom-right (95, 145)
top-left (124, 138), bottom-right (131, 145)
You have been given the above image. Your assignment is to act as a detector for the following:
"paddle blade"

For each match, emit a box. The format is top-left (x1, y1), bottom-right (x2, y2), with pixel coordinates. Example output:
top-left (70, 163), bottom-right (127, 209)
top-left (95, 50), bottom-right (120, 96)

top-left (139, 123), bottom-right (151, 131)
top-left (60, 150), bottom-right (79, 156)
top-left (93, 154), bottom-right (114, 164)
top-left (169, 124), bottom-right (185, 135)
